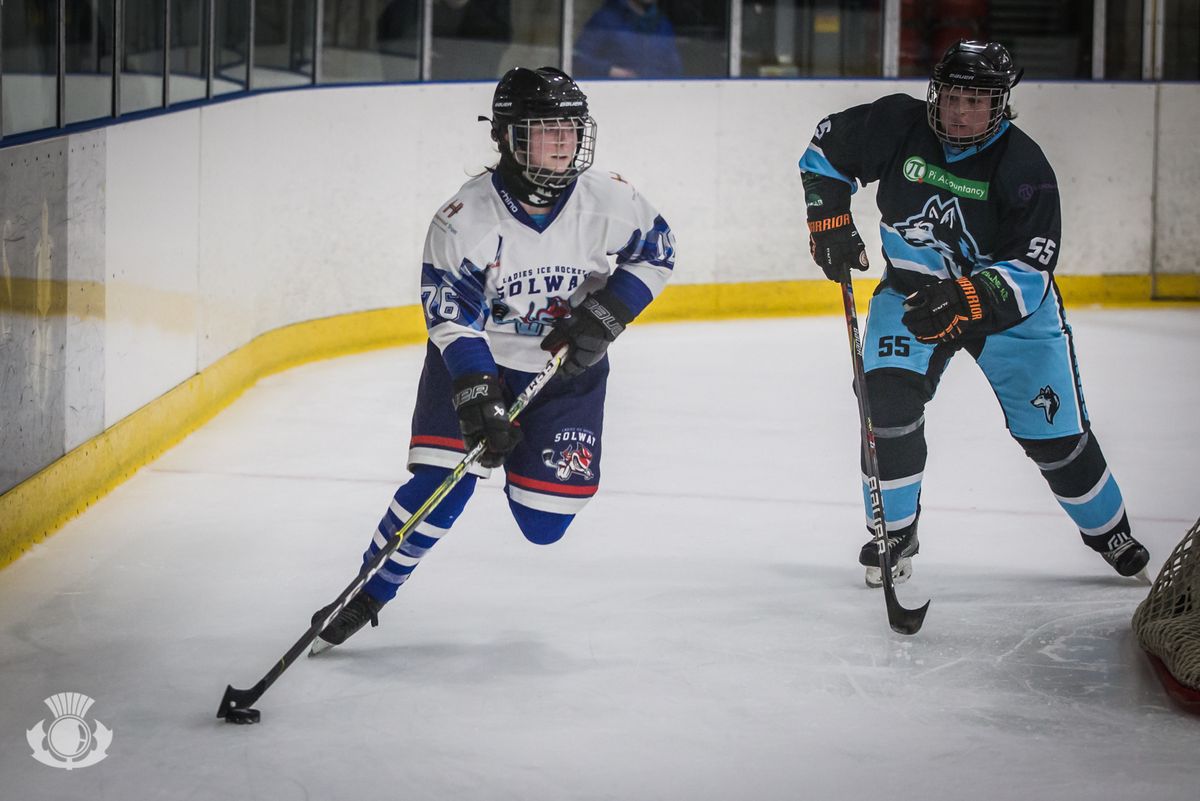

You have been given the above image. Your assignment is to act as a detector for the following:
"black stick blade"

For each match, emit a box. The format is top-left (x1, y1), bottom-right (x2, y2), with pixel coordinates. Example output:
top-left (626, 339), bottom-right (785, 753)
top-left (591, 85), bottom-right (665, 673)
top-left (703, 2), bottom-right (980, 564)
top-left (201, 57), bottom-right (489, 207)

top-left (886, 595), bottom-right (930, 636)
top-left (217, 682), bottom-right (265, 720)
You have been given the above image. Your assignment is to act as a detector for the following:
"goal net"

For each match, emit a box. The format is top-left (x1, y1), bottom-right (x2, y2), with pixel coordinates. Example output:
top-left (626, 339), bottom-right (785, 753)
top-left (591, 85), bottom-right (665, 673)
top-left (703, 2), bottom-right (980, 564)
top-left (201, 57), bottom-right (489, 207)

top-left (1132, 517), bottom-right (1200, 707)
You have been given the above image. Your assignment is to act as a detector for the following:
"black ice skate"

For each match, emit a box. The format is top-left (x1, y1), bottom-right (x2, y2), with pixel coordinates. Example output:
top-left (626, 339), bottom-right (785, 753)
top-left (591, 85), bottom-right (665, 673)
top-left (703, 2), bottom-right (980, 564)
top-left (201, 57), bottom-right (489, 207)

top-left (310, 592), bottom-right (383, 655)
top-left (1090, 531), bottom-right (1151, 584)
top-left (859, 529), bottom-right (919, 589)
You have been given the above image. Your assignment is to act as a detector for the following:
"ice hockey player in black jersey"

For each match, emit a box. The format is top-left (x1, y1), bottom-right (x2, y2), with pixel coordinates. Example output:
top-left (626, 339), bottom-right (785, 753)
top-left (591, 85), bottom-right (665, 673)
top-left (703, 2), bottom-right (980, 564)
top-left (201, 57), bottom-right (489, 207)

top-left (798, 40), bottom-right (1150, 588)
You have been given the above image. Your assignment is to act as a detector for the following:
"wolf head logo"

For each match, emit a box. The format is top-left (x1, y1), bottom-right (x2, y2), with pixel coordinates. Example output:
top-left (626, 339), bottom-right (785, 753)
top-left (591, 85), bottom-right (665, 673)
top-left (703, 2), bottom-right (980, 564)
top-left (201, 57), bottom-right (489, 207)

top-left (894, 195), bottom-right (982, 276)
top-left (1031, 385), bottom-right (1061, 424)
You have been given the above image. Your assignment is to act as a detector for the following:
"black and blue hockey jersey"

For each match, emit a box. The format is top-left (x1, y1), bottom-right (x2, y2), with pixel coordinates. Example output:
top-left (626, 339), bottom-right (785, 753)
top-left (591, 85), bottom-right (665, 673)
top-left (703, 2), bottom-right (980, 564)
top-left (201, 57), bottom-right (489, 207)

top-left (800, 93), bottom-right (1062, 330)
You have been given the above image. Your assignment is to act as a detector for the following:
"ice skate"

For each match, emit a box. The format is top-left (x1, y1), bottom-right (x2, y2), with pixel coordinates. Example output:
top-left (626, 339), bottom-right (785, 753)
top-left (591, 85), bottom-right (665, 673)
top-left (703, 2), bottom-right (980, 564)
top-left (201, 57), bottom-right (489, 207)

top-left (1093, 532), bottom-right (1151, 584)
top-left (310, 592), bottom-right (383, 655)
top-left (859, 529), bottom-right (919, 589)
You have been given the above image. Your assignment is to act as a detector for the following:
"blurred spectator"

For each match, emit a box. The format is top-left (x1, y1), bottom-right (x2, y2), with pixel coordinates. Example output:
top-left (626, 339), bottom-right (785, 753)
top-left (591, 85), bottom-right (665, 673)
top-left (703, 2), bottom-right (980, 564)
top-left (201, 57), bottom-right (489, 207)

top-left (574, 0), bottom-right (683, 79)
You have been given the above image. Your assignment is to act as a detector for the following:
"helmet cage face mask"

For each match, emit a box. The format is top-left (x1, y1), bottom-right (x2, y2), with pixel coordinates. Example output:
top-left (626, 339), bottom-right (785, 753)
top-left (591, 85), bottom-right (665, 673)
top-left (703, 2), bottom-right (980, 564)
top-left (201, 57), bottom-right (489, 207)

top-left (503, 114), bottom-right (597, 191)
top-left (926, 81), bottom-right (1009, 148)
top-left (926, 40), bottom-right (1021, 148)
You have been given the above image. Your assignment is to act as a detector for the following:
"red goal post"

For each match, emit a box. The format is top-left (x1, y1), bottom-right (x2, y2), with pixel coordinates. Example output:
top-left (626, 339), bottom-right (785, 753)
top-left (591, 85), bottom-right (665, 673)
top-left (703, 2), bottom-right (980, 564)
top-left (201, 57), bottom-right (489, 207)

top-left (1132, 517), bottom-right (1200, 710)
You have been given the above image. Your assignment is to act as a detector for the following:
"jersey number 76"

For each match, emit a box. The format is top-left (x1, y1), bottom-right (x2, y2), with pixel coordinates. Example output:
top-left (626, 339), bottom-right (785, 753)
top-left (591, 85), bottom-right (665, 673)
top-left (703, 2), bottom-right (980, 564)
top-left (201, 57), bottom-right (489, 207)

top-left (422, 286), bottom-right (460, 322)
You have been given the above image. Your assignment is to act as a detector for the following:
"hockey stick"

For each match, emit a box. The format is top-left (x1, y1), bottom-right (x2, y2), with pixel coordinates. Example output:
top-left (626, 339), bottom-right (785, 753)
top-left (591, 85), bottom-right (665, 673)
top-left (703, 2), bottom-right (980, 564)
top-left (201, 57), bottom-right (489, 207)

top-left (217, 346), bottom-right (568, 723)
top-left (837, 274), bottom-right (930, 635)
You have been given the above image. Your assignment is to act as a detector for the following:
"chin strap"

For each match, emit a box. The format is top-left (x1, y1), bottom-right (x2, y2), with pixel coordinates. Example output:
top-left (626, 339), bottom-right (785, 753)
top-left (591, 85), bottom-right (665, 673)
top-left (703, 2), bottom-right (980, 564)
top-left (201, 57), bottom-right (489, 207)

top-left (497, 155), bottom-right (562, 208)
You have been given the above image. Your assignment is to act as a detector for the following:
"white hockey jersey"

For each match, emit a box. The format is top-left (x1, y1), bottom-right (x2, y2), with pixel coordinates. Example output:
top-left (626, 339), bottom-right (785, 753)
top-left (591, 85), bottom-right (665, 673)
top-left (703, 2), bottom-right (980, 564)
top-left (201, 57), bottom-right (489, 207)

top-left (420, 169), bottom-right (675, 373)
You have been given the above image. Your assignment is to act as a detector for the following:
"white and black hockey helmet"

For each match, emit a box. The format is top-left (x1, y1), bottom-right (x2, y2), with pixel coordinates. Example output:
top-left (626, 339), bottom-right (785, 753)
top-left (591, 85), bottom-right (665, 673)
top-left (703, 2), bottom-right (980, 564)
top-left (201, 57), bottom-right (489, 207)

top-left (927, 40), bottom-right (1023, 148)
top-left (486, 66), bottom-right (597, 207)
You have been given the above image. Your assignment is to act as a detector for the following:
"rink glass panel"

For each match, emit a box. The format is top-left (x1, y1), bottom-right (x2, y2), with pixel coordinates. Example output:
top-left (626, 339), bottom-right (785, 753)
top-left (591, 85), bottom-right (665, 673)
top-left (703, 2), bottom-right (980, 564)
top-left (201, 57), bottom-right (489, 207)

top-left (571, 0), bottom-right (730, 79)
top-left (896, 0), bottom-right (1101, 79)
top-left (65, 0), bottom-right (116, 125)
top-left (2, 0), bottom-right (58, 135)
top-left (1164, 0), bottom-right (1199, 79)
top-left (0, 3), bottom-right (1196, 142)
top-left (254, 0), bottom-right (315, 89)
top-left (321, 0), bottom-right (421, 84)
top-left (740, 0), bottom-right (881, 78)
top-left (121, 0), bottom-right (166, 114)
top-left (214, 0), bottom-right (249, 95)
top-left (170, 0), bottom-right (208, 104)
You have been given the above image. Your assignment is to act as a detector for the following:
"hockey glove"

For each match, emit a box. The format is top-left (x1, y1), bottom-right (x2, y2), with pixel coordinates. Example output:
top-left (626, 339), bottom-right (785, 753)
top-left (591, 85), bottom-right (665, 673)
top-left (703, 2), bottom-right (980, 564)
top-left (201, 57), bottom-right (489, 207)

top-left (803, 171), bottom-right (868, 282)
top-left (541, 289), bottom-right (634, 378)
top-left (901, 276), bottom-right (989, 344)
top-left (451, 373), bottom-right (521, 468)
top-left (808, 213), bottom-right (869, 282)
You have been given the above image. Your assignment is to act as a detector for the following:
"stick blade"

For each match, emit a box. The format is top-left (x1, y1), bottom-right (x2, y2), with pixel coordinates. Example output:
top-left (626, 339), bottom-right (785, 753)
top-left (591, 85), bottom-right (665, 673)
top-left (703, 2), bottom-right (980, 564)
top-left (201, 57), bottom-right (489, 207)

top-left (886, 595), bottom-right (930, 636)
top-left (217, 682), bottom-right (265, 720)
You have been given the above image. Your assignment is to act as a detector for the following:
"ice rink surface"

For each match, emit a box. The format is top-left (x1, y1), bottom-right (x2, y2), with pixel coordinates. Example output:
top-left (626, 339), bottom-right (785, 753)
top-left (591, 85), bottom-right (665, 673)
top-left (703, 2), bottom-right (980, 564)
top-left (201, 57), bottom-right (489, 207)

top-left (2, 309), bottom-right (1198, 800)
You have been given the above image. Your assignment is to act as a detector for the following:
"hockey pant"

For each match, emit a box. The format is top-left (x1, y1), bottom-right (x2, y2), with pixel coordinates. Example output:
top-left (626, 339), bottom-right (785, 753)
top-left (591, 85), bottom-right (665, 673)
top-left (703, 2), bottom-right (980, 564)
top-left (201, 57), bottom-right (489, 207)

top-left (858, 286), bottom-right (1131, 549)
top-left (362, 342), bottom-right (608, 604)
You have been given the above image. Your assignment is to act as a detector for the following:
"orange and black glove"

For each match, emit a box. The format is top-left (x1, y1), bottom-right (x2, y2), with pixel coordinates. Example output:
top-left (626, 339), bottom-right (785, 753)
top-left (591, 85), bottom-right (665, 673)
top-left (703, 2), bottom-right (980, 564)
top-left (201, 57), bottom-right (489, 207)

top-left (808, 213), bottom-right (869, 282)
top-left (802, 172), bottom-right (868, 282)
top-left (901, 276), bottom-right (990, 343)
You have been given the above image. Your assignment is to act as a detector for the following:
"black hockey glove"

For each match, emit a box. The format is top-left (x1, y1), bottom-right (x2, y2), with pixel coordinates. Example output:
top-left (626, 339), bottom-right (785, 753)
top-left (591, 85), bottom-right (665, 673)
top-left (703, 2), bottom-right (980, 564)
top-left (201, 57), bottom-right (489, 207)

top-left (451, 373), bottom-right (521, 468)
top-left (803, 171), bottom-right (868, 282)
top-left (808, 213), bottom-right (869, 282)
top-left (541, 289), bottom-right (634, 378)
top-left (901, 276), bottom-right (989, 344)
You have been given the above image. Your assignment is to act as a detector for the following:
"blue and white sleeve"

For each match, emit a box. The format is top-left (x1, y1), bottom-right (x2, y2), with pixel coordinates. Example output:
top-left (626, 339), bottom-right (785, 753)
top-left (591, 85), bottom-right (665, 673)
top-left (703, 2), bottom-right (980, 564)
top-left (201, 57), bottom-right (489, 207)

top-left (420, 220), bottom-right (498, 379)
top-left (797, 95), bottom-right (920, 188)
top-left (798, 123), bottom-right (858, 191)
top-left (605, 188), bottom-right (676, 317)
top-left (978, 169), bottom-right (1062, 325)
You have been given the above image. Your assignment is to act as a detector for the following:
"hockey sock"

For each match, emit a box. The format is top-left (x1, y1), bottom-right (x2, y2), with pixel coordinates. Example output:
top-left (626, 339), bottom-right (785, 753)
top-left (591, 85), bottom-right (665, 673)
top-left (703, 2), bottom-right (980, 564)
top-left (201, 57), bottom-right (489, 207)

top-left (508, 498), bottom-right (575, 545)
top-left (862, 371), bottom-right (929, 534)
top-left (1019, 430), bottom-right (1131, 545)
top-left (361, 465), bottom-right (477, 603)
top-left (863, 414), bottom-right (927, 534)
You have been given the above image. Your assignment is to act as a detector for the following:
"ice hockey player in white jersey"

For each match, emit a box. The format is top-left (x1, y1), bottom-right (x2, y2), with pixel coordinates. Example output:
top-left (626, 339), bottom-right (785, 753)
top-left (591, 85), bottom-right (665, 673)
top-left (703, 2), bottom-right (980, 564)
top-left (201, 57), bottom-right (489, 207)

top-left (313, 66), bottom-right (675, 651)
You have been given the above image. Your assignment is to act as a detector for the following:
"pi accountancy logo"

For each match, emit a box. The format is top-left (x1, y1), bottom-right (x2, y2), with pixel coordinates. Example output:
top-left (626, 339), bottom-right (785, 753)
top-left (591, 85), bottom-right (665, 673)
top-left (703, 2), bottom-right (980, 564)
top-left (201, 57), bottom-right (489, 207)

top-left (26, 692), bottom-right (113, 769)
top-left (903, 156), bottom-right (989, 201)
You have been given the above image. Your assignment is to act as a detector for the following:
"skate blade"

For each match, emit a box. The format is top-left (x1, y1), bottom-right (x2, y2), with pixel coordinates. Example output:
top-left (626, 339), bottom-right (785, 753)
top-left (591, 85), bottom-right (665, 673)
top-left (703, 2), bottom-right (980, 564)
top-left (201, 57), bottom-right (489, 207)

top-left (309, 637), bottom-right (335, 656)
top-left (1134, 568), bottom-right (1151, 586)
top-left (864, 557), bottom-right (912, 589)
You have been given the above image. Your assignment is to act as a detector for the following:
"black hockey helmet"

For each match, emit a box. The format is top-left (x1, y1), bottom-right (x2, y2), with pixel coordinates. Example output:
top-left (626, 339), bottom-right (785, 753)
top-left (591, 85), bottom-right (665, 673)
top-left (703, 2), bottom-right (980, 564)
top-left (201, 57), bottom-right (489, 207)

top-left (490, 67), bottom-right (590, 133)
top-left (933, 40), bottom-right (1023, 90)
top-left (927, 40), bottom-right (1024, 147)
top-left (486, 67), bottom-right (597, 207)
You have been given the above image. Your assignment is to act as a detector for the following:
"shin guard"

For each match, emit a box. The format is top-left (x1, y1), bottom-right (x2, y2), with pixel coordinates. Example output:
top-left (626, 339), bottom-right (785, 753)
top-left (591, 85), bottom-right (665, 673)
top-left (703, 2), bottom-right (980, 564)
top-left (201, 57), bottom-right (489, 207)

top-left (1019, 430), bottom-right (1131, 545)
